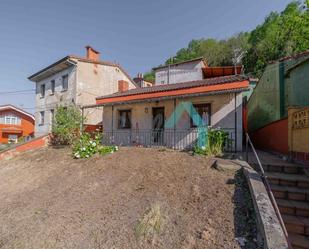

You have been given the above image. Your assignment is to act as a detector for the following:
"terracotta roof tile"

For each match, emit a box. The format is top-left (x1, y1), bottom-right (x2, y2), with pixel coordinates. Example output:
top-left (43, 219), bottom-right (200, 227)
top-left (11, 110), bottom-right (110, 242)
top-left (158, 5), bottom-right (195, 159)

top-left (96, 75), bottom-right (248, 100)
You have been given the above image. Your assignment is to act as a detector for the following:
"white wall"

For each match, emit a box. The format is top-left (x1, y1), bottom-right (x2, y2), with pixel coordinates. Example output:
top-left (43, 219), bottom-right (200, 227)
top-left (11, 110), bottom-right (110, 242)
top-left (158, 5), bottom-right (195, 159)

top-left (34, 66), bottom-right (76, 136)
top-left (102, 92), bottom-right (243, 151)
top-left (76, 61), bottom-right (136, 125)
top-left (154, 61), bottom-right (204, 85)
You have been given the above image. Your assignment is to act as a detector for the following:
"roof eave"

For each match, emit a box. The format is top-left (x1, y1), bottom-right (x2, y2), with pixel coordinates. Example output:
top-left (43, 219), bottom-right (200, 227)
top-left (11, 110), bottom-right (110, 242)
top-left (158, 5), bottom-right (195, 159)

top-left (91, 87), bottom-right (247, 107)
top-left (28, 56), bottom-right (77, 82)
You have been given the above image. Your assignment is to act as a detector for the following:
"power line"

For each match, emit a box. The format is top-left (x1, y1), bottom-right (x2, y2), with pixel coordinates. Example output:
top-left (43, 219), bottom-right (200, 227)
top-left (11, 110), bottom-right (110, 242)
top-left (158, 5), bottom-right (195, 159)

top-left (0, 89), bottom-right (35, 95)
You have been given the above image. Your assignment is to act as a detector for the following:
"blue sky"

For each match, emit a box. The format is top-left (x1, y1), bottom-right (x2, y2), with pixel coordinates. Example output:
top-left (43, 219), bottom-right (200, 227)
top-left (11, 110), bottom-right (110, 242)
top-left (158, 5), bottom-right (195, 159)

top-left (0, 0), bottom-right (291, 112)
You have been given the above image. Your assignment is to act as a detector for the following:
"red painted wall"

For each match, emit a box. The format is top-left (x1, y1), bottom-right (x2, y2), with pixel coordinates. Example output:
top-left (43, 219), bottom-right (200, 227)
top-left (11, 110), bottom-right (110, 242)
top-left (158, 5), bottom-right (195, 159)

top-left (0, 109), bottom-right (35, 143)
top-left (250, 118), bottom-right (288, 155)
top-left (0, 135), bottom-right (49, 160)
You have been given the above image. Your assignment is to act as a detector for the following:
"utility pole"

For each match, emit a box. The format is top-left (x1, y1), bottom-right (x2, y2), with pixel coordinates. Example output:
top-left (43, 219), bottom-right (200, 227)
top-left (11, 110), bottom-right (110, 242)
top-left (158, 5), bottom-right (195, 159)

top-left (167, 57), bottom-right (174, 84)
top-left (232, 48), bottom-right (245, 75)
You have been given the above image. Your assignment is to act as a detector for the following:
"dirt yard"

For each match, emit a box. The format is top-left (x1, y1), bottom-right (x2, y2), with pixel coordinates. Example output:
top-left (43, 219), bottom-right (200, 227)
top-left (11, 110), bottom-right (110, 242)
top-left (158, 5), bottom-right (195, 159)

top-left (0, 147), bottom-right (259, 249)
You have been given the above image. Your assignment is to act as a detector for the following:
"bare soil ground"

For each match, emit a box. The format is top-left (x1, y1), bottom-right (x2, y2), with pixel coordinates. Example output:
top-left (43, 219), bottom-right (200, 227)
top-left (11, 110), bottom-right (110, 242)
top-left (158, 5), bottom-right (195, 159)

top-left (0, 147), bottom-right (258, 249)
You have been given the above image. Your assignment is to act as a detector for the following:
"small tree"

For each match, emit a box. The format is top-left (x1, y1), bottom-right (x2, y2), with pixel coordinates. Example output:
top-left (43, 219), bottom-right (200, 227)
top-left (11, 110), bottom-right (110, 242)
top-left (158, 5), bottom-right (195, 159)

top-left (51, 105), bottom-right (84, 145)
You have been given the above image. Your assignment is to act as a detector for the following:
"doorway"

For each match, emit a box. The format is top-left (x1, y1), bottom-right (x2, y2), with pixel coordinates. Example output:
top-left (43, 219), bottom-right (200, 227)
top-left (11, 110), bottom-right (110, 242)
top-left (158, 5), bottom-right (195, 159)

top-left (152, 107), bottom-right (164, 144)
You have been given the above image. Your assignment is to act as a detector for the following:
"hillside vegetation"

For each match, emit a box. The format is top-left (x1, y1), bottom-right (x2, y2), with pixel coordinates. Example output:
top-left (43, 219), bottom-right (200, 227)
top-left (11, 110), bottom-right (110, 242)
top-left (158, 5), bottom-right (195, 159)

top-left (144, 0), bottom-right (309, 81)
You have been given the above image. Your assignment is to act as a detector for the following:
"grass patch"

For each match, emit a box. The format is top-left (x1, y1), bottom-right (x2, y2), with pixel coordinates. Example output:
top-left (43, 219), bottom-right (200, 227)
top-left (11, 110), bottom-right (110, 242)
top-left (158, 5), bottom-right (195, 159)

top-left (135, 204), bottom-right (165, 241)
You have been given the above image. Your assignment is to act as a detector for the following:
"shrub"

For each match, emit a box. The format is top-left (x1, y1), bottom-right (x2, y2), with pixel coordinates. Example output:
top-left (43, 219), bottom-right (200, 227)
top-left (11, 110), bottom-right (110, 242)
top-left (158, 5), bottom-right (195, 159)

top-left (206, 128), bottom-right (229, 156)
top-left (194, 127), bottom-right (229, 156)
top-left (51, 106), bottom-right (84, 145)
top-left (73, 132), bottom-right (118, 159)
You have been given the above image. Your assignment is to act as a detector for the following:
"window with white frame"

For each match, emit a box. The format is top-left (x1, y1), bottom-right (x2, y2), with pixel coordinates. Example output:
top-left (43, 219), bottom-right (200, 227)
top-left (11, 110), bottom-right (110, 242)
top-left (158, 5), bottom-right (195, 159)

top-left (0, 114), bottom-right (21, 125)
top-left (39, 111), bottom-right (45, 125)
top-left (62, 74), bottom-right (68, 91)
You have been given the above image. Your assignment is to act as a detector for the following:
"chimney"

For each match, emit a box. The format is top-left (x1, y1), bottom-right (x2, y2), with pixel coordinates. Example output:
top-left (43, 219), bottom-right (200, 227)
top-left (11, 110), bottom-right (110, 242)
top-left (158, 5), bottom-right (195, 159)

top-left (85, 45), bottom-right (100, 61)
top-left (118, 80), bottom-right (129, 92)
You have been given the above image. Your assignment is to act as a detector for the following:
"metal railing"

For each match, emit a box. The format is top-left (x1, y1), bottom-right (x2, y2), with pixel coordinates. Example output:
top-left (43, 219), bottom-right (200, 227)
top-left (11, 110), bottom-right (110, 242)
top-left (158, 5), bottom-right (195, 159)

top-left (102, 128), bottom-right (235, 152)
top-left (245, 133), bottom-right (292, 249)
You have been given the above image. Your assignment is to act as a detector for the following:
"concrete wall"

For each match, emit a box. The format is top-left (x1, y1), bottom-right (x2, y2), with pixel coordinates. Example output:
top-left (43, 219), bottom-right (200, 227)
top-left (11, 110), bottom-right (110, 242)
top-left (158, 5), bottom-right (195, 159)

top-left (154, 61), bottom-right (204, 85)
top-left (285, 60), bottom-right (309, 108)
top-left (76, 61), bottom-right (136, 125)
top-left (102, 92), bottom-right (243, 151)
top-left (250, 118), bottom-right (288, 155)
top-left (34, 60), bottom-right (137, 136)
top-left (247, 62), bottom-right (281, 132)
top-left (34, 66), bottom-right (76, 136)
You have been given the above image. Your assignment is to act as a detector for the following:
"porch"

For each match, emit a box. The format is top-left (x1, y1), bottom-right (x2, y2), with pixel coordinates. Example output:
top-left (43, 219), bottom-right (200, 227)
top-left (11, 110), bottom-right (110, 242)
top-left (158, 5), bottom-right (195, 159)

top-left (102, 128), bottom-right (236, 152)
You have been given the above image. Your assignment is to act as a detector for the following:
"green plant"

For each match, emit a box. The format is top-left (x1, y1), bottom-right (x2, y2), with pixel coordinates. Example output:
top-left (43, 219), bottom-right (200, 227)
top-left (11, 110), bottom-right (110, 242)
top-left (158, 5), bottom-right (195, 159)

top-left (194, 128), bottom-right (228, 156)
top-left (97, 145), bottom-right (118, 155)
top-left (206, 128), bottom-right (229, 156)
top-left (73, 132), bottom-right (118, 159)
top-left (51, 106), bottom-right (84, 145)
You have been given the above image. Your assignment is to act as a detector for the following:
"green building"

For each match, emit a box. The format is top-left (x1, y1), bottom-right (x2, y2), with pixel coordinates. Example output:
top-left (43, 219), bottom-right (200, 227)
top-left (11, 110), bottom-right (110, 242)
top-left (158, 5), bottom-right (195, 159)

top-left (248, 51), bottom-right (309, 133)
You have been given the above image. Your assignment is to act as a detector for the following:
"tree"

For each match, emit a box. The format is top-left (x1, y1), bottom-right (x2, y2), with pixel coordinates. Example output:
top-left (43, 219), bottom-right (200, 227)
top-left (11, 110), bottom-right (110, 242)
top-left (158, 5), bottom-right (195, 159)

top-left (145, 1), bottom-right (309, 78)
top-left (51, 105), bottom-right (84, 145)
top-left (243, 1), bottom-right (309, 76)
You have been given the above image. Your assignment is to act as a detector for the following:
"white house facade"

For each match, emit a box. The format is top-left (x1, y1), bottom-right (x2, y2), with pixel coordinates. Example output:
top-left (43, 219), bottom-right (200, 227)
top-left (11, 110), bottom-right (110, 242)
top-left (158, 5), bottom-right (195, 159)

top-left (28, 46), bottom-right (137, 136)
top-left (153, 58), bottom-right (207, 85)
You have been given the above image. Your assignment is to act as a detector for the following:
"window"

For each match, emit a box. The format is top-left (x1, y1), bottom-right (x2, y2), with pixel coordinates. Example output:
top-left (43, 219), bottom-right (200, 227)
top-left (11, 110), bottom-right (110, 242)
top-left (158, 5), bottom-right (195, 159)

top-left (118, 110), bottom-right (131, 129)
top-left (8, 134), bottom-right (18, 144)
top-left (190, 104), bottom-right (211, 128)
top-left (39, 111), bottom-right (45, 125)
top-left (0, 115), bottom-right (21, 125)
top-left (62, 74), bottom-right (68, 91)
top-left (51, 80), bottom-right (55, 94)
top-left (40, 84), bottom-right (45, 98)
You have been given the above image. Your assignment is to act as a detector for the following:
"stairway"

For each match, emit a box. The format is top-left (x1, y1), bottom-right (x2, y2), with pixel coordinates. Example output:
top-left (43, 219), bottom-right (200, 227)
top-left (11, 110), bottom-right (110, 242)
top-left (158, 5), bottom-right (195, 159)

top-left (263, 163), bottom-right (309, 249)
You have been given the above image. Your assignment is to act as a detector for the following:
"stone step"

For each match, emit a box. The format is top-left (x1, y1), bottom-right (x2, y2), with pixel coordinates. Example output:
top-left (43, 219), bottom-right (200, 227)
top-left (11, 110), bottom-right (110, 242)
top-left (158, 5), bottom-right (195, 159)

top-left (271, 185), bottom-right (309, 202)
top-left (289, 234), bottom-right (309, 249)
top-left (266, 172), bottom-right (309, 188)
top-left (282, 214), bottom-right (309, 236)
top-left (277, 199), bottom-right (309, 218)
top-left (261, 163), bottom-right (304, 174)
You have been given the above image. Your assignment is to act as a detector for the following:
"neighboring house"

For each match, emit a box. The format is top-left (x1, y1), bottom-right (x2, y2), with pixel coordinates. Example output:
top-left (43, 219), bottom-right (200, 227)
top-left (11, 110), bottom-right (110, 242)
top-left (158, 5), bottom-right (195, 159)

top-left (153, 58), bottom-right (207, 85)
top-left (0, 105), bottom-right (34, 144)
top-left (95, 75), bottom-right (249, 151)
top-left (133, 73), bottom-right (153, 87)
top-left (28, 46), bottom-right (137, 136)
top-left (247, 51), bottom-right (309, 157)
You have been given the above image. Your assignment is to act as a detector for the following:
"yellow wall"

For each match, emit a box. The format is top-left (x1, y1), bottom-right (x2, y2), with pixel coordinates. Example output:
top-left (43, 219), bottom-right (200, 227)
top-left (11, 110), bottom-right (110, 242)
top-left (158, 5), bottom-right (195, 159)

top-left (288, 107), bottom-right (309, 153)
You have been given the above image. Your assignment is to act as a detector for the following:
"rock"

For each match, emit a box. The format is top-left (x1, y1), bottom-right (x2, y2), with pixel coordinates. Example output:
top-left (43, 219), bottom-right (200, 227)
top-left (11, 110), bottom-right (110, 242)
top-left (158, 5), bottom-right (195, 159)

top-left (213, 159), bottom-right (242, 172)
top-left (235, 237), bottom-right (246, 247)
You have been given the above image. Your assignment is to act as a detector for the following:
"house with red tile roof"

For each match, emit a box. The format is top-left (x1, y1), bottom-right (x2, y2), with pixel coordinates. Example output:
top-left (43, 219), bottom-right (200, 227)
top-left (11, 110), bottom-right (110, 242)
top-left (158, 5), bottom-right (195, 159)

top-left (28, 46), bottom-right (137, 136)
top-left (90, 75), bottom-right (249, 151)
top-left (0, 105), bottom-right (34, 144)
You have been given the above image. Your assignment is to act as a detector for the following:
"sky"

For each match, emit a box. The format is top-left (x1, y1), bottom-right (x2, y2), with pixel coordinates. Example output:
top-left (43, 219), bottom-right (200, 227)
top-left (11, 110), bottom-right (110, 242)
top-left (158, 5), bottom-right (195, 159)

top-left (0, 0), bottom-right (291, 112)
